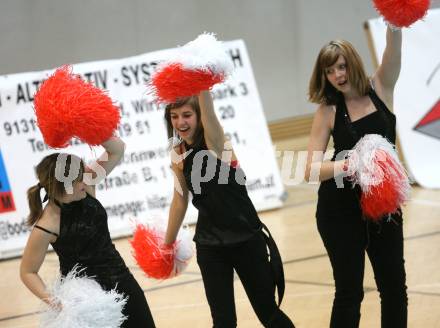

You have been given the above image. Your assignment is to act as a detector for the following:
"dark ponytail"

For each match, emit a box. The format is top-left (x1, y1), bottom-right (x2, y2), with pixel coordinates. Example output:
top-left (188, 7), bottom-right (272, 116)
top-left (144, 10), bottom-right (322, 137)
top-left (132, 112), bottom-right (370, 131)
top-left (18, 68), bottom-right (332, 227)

top-left (26, 184), bottom-right (43, 226)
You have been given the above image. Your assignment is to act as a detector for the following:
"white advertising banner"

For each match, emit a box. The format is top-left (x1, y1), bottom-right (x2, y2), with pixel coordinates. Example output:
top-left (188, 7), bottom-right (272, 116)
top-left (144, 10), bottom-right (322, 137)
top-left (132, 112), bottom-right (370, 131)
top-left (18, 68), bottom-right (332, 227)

top-left (367, 9), bottom-right (440, 188)
top-left (0, 40), bottom-right (285, 259)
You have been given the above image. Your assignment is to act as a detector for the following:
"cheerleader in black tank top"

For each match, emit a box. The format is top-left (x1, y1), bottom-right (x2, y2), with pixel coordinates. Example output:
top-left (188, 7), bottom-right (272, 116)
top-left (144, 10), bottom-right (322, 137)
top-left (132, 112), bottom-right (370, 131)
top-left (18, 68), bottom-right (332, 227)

top-left (317, 88), bottom-right (396, 217)
top-left (307, 26), bottom-right (407, 327)
top-left (20, 137), bottom-right (156, 328)
top-left (163, 92), bottom-right (294, 327)
top-left (182, 141), bottom-right (261, 245)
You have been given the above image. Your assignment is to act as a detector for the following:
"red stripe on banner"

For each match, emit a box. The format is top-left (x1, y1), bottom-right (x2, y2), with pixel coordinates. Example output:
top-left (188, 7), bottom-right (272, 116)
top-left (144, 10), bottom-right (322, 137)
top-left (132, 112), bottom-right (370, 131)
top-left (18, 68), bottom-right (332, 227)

top-left (416, 99), bottom-right (440, 127)
top-left (0, 191), bottom-right (16, 214)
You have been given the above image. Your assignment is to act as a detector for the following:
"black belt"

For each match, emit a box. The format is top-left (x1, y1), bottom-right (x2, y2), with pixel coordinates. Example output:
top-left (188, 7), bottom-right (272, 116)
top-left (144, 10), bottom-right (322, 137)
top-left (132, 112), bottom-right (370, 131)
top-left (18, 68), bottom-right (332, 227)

top-left (261, 223), bottom-right (285, 306)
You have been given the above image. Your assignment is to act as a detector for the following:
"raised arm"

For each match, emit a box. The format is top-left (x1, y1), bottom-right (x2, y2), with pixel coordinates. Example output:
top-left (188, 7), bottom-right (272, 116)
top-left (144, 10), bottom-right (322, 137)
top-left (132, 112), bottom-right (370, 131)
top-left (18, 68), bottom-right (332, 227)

top-left (164, 162), bottom-right (189, 245)
top-left (198, 90), bottom-right (227, 157)
top-left (84, 135), bottom-right (125, 195)
top-left (97, 135), bottom-right (126, 175)
top-left (305, 105), bottom-right (346, 182)
top-left (372, 26), bottom-right (402, 108)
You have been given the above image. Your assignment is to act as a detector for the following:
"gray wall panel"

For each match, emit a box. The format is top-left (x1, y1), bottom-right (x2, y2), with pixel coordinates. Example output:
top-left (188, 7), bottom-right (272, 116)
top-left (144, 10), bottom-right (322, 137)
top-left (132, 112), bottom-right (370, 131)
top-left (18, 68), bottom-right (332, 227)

top-left (1, 0), bottom-right (438, 121)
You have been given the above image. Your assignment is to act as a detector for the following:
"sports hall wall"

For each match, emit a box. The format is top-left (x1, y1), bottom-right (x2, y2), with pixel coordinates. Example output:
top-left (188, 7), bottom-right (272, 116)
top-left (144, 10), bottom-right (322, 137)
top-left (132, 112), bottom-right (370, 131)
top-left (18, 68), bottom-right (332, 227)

top-left (0, 0), bottom-right (407, 122)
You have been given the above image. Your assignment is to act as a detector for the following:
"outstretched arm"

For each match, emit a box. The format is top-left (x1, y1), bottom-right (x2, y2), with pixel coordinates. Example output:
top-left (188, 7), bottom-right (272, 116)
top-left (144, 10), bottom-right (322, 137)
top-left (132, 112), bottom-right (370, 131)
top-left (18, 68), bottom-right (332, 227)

top-left (372, 26), bottom-right (402, 108)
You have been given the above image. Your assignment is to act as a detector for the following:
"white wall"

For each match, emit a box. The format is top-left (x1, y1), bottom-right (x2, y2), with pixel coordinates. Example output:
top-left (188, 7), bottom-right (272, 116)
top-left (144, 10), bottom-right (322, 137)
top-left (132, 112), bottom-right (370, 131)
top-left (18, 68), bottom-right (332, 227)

top-left (0, 0), bottom-right (439, 122)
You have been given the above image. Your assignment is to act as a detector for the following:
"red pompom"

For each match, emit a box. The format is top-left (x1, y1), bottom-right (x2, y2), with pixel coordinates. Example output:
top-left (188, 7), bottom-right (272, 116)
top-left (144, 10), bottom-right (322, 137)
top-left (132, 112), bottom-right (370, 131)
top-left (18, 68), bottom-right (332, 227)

top-left (347, 135), bottom-right (411, 221)
top-left (373, 0), bottom-right (430, 27)
top-left (361, 175), bottom-right (400, 221)
top-left (34, 65), bottom-right (120, 148)
top-left (150, 63), bottom-right (224, 103)
top-left (147, 33), bottom-right (233, 103)
top-left (130, 224), bottom-right (175, 279)
top-left (359, 150), bottom-right (409, 220)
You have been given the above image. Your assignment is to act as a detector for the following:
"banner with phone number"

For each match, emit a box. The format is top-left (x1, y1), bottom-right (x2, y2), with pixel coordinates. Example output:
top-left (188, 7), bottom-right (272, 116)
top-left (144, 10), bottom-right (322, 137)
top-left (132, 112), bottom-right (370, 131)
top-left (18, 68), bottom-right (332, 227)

top-left (0, 39), bottom-right (284, 259)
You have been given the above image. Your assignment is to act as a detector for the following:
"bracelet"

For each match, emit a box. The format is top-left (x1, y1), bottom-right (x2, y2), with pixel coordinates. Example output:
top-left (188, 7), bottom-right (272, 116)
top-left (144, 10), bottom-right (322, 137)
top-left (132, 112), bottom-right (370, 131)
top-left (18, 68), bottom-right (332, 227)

top-left (342, 160), bottom-right (349, 172)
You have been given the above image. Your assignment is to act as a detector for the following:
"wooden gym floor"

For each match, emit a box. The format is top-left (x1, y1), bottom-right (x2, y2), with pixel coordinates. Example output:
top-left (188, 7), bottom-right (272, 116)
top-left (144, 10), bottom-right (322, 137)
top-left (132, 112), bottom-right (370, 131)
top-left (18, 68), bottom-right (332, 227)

top-left (1, 136), bottom-right (439, 327)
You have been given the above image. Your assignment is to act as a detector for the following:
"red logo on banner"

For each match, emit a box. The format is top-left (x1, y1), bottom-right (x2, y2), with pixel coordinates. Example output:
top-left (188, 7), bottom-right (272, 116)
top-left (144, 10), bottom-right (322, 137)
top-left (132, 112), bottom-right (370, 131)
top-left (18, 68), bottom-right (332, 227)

top-left (0, 191), bottom-right (16, 213)
top-left (414, 62), bottom-right (440, 140)
top-left (414, 99), bottom-right (440, 140)
top-left (0, 149), bottom-right (16, 214)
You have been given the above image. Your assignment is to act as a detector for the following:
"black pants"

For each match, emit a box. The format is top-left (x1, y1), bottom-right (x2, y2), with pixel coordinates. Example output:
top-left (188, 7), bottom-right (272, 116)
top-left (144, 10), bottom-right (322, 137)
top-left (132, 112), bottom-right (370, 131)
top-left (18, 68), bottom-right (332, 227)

top-left (317, 212), bottom-right (407, 328)
top-left (196, 233), bottom-right (294, 328)
top-left (116, 273), bottom-right (156, 328)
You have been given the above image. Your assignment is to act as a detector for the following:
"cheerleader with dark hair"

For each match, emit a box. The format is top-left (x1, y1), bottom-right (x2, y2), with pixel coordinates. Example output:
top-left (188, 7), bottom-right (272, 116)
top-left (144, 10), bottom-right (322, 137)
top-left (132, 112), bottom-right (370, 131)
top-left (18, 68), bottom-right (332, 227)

top-left (162, 90), bottom-right (294, 327)
top-left (20, 137), bottom-right (156, 326)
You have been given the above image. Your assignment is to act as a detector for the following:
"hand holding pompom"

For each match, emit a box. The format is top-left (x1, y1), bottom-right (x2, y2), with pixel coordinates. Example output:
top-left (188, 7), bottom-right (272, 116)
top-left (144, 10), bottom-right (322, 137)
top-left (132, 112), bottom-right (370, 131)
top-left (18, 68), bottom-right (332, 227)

top-left (40, 267), bottom-right (127, 328)
top-left (346, 134), bottom-right (410, 220)
top-left (373, 0), bottom-right (430, 28)
top-left (130, 222), bottom-right (194, 280)
top-left (148, 33), bottom-right (234, 103)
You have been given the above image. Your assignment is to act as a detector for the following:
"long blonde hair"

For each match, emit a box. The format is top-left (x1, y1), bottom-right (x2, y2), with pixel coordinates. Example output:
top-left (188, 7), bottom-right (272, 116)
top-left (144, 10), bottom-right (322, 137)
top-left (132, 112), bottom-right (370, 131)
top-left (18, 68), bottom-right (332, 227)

top-left (309, 39), bottom-right (370, 105)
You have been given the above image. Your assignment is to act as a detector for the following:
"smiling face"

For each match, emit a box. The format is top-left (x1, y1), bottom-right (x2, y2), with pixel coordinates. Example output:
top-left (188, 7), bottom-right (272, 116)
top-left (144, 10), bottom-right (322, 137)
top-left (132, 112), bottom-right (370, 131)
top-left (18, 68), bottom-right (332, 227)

top-left (164, 96), bottom-right (204, 147)
top-left (325, 55), bottom-right (350, 93)
top-left (169, 104), bottom-right (198, 144)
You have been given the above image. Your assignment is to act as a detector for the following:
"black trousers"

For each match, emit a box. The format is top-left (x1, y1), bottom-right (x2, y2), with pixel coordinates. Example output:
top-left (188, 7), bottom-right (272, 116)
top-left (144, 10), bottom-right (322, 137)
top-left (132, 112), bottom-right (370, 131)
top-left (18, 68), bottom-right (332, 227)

top-left (196, 233), bottom-right (294, 328)
top-left (317, 212), bottom-right (407, 328)
top-left (116, 273), bottom-right (156, 328)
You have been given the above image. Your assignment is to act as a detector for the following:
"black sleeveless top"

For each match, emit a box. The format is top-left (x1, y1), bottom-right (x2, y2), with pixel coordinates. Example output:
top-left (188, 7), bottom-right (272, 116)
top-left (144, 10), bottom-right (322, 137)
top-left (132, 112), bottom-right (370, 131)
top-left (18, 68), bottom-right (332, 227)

top-left (50, 194), bottom-right (130, 290)
top-left (182, 143), bottom-right (262, 245)
top-left (316, 89), bottom-right (396, 217)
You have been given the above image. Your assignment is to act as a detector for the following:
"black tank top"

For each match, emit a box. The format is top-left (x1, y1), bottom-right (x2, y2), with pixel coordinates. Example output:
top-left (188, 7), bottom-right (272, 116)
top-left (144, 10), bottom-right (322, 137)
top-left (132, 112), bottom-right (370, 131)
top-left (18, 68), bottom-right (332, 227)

top-left (182, 143), bottom-right (262, 245)
top-left (51, 194), bottom-right (130, 290)
top-left (316, 89), bottom-right (396, 217)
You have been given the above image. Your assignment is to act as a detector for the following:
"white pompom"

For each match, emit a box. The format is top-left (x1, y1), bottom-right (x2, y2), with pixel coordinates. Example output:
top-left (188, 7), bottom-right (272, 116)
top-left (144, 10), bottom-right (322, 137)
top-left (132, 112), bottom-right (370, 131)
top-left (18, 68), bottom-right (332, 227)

top-left (168, 32), bottom-right (234, 76)
top-left (347, 134), bottom-right (403, 191)
top-left (174, 225), bottom-right (195, 275)
top-left (147, 32), bottom-right (234, 103)
top-left (40, 267), bottom-right (127, 328)
top-left (346, 134), bottom-right (411, 219)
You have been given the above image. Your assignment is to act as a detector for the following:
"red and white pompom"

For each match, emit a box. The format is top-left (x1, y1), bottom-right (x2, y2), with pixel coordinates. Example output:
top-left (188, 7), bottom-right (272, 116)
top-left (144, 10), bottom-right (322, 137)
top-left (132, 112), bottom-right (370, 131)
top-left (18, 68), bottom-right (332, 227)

top-left (130, 221), bottom-right (194, 280)
top-left (34, 65), bottom-right (120, 148)
top-left (346, 134), bottom-right (411, 221)
top-left (373, 0), bottom-right (430, 28)
top-left (148, 33), bottom-right (234, 103)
